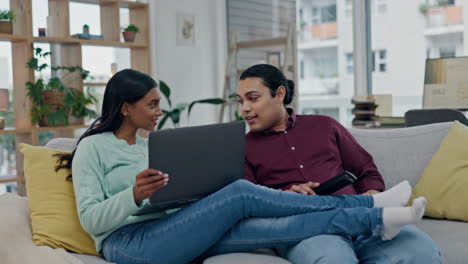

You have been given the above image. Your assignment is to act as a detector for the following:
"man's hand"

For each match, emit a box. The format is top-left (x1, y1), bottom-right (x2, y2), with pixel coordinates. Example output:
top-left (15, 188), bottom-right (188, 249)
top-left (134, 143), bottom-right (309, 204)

top-left (362, 190), bottom-right (380, 195)
top-left (133, 168), bottom-right (169, 205)
top-left (286, 182), bottom-right (320, 195)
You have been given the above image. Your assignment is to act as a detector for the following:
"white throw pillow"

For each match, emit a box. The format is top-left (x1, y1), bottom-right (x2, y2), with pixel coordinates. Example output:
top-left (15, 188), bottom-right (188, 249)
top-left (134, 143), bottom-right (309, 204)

top-left (0, 193), bottom-right (83, 264)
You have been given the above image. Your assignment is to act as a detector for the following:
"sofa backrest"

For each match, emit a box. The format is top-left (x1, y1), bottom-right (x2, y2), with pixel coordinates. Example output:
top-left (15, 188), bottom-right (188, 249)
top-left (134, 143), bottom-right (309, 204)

top-left (46, 121), bottom-right (454, 189)
top-left (349, 122), bottom-right (452, 188)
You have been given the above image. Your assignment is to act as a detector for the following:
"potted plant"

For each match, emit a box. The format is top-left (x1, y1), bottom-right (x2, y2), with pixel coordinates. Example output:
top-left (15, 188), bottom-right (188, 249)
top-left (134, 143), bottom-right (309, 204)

top-left (122, 24), bottom-right (139, 42)
top-left (157, 80), bottom-right (225, 129)
top-left (83, 24), bottom-right (90, 35)
top-left (0, 9), bottom-right (15, 34)
top-left (26, 47), bottom-right (97, 126)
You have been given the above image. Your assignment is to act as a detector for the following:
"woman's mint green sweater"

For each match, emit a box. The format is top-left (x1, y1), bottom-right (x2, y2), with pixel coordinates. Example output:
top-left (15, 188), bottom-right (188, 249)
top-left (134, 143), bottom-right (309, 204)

top-left (72, 132), bottom-right (167, 252)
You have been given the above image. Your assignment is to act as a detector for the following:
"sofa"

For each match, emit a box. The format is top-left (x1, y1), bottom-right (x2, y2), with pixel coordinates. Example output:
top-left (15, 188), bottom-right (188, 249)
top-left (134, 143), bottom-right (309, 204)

top-left (3, 121), bottom-right (467, 263)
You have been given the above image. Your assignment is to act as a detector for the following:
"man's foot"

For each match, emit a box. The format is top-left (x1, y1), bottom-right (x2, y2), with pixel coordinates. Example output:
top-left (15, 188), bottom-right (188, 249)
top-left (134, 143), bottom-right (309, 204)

top-left (381, 197), bottom-right (426, 240)
top-left (373, 180), bottom-right (412, 208)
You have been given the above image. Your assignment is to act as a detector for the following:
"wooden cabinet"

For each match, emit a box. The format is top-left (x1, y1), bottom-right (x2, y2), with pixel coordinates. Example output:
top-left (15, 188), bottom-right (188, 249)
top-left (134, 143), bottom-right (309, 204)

top-left (3, 0), bottom-right (151, 194)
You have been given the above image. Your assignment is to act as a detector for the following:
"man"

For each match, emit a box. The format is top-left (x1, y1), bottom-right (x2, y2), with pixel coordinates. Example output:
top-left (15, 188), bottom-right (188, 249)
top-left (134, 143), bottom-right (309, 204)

top-left (237, 64), bottom-right (442, 263)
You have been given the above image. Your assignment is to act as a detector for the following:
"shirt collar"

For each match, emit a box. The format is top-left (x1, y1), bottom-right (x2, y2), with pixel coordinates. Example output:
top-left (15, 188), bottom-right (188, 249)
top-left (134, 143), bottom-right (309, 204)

top-left (263, 108), bottom-right (297, 136)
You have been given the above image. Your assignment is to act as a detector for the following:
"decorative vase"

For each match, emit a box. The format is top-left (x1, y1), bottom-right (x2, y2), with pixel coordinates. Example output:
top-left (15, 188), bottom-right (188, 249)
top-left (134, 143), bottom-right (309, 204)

top-left (0, 21), bottom-right (13, 34)
top-left (122, 31), bottom-right (136, 42)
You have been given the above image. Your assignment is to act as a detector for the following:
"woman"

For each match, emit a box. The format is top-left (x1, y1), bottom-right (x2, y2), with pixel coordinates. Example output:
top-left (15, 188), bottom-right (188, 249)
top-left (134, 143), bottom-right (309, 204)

top-left (56, 69), bottom-right (426, 264)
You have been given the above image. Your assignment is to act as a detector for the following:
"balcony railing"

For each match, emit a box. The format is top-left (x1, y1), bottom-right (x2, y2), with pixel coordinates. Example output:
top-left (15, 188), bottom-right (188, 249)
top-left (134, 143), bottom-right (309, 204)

top-left (426, 5), bottom-right (463, 28)
top-left (300, 22), bottom-right (338, 42)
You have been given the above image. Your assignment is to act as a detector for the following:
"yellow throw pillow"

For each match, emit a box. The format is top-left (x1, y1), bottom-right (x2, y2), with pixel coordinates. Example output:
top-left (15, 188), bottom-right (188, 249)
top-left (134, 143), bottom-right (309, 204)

top-left (412, 121), bottom-right (468, 221)
top-left (19, 143), bottom-right (99, 255)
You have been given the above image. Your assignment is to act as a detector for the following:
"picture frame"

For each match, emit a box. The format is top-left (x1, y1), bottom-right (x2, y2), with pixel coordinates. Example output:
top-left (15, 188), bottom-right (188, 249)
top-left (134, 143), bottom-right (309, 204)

top-left (176, 13), bottom-right (195, 46)
top-left (266, 51), bottom-right (282, 68)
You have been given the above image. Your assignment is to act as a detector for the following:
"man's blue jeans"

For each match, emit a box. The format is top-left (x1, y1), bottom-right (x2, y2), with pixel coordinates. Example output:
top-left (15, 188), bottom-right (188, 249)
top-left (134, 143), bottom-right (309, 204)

top-left (101, 180), bottom-right (383, 264)
top-left (277, 224), bottom-right (442, 263)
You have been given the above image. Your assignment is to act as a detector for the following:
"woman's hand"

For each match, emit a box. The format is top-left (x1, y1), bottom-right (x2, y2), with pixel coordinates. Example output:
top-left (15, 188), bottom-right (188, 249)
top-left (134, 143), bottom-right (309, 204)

top-left (133, 168), bottom-right (169, 205)
top-left (286, 182), bottom-right (320, 195)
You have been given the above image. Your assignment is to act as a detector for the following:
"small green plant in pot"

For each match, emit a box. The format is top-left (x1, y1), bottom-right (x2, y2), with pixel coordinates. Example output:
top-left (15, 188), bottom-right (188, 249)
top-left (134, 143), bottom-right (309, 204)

top-left (122, 24), bottom-right (139, 42)
top-left (0, 9), bottom-right (15, 34)
top-left (26, 47), bottom-right (98, 126)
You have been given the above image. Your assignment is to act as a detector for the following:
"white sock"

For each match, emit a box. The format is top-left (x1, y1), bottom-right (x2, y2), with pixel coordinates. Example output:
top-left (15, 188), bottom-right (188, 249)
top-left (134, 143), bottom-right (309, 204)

top-left (372, 180), bottom-right (412, 208)
top-left (381, 197), bottom-right (426, 240)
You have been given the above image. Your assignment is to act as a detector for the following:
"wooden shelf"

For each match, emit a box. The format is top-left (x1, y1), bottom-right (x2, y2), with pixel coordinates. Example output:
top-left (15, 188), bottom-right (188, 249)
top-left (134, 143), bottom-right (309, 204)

top-left (33, 37), bottom-right (148, 48)
top-left (0, 127), bottom-right (31, 134)
top-left (0, 177), bottom-right (24, 184)
top-left (84, 82), bottom-right (108, 86)
top-left (0, 125), bottom-right (89, 135)
top-left (120, 1), bottom-right (148, 9)
top-left (69, 0), bottom-right (147, 9)
top-left (7, 0), bottom-right (152, 196)
top-left (237, 37), bottom-right (288, 49)
top-left (0, 33), bottom-right (29, 42)
top-left (69, 0), bottom-right (117, 5)
top-left (34, 36), bottom-right (80, 44)
top-left (79, 39), bottom-right (148, 48)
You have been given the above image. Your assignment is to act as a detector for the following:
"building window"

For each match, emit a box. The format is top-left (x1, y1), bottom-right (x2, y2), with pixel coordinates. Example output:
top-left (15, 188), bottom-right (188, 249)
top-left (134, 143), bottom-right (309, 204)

top-left (344, 0), bottom-right (353, 19)
top-left (372, 49), bottom-right (387, 73)
top-left (345, 50), bottom-right (386, 74)
top-left (321, 4), bottom-right (337, 23)
top-left (300, 59), bottom-right (305, 80)
top-left (311, 4), bottom-right (336, 24)
top-left (346, 53), bottom-right (354, 75)
top-left (374, 0), bottom-right (387, 16)
top-left (312, 7), bottom-right (320, 24)
top-left (439, 47), bottom-right (456, 58)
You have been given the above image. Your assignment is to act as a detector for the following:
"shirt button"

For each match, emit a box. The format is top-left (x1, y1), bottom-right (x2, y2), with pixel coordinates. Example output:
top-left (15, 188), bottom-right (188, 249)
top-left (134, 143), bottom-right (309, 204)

top-left (299, 165), bottom-right (304, 168)
top-left (291, 147), bottom-right (295, 150)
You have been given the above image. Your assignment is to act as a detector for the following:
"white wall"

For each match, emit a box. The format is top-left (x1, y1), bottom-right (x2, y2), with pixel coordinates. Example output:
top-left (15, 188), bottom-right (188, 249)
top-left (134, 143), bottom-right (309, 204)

top-left (150, 0), bottom-right (227, 127)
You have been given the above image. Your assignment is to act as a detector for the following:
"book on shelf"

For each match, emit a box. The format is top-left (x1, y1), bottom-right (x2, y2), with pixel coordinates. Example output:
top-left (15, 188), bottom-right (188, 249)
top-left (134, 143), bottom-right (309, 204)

top-left (373, 116), bottom-right (406, 128)
top-left (351, 95), bottom-right (378, 127)
top-left (71, 33), bottom-right (104, 40)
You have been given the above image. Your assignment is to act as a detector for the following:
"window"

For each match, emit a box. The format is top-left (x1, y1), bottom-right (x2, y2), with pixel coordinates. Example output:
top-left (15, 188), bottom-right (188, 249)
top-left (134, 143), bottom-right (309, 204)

top-left (344, 0), bottom-right (353, 19)
top-left (346, 50), bottom-right (386, 74)
top-left (346, 53), bottom-right (354, 75)
top-left (311, 4), bottom-right (337, 25)
top-left (374, 0), bottom-right (387, 15)
top-left (321, 4), bottom-right (337, 23)
top-left (300, 60), bottom-right (305, 80)
top-left (312, 7), bottom-right (320, 24)
top-left (376, 50), bottom-right (387, 72)
top-left (439, 47), bottom-right (456, 58)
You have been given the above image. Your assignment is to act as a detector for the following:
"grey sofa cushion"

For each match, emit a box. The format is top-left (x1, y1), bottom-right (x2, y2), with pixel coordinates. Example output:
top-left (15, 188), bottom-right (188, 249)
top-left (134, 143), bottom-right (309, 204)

top-left (348, 122), bottom-right (452, 188)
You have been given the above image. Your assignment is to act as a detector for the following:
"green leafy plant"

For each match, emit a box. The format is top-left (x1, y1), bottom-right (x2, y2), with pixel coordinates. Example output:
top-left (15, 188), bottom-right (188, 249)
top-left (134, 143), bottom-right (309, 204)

top-left (0, 10), bottom-right (15, 22)
top-left (26, 47), bottom-right (97, 126)
top-left (157, 80), bottom-right (225, 129)
top-left (419, 3), bottom-right (432, 14)
top-left (123, 24), bottom-right (139, 33)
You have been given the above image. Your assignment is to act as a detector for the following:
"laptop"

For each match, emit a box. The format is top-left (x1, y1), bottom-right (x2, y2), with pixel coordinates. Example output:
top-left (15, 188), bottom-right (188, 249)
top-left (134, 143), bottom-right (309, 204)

top-left (135, 121), bottom-right (246, 215)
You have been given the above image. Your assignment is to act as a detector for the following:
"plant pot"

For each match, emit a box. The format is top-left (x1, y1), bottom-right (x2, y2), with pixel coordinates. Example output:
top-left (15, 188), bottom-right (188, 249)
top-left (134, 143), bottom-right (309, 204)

top-left (0, 21), bottom-right (13, 34)
top-left (42, 90), bottom-right (65, 107)
top-left (122, 31), bottom-right (136, 42)
top-left (39, 90), bottom-right (67, 127)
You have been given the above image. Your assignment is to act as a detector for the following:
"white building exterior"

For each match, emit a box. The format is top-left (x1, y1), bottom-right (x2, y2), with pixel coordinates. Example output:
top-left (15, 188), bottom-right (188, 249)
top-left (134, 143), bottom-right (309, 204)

top-left (297, 0), bottom-right (467, 125)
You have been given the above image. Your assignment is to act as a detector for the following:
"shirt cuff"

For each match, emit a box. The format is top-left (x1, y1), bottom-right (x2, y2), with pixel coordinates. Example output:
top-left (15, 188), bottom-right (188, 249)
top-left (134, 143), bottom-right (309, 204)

top-left (123, 186), bottom-right (145, 215)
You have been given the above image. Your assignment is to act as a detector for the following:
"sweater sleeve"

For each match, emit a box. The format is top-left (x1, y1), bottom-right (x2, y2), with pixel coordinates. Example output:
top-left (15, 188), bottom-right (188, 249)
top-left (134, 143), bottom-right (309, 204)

top-left (72, 139), bottom-right (143, 236)
top-left (332, 120), bottom-right (385, 193)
